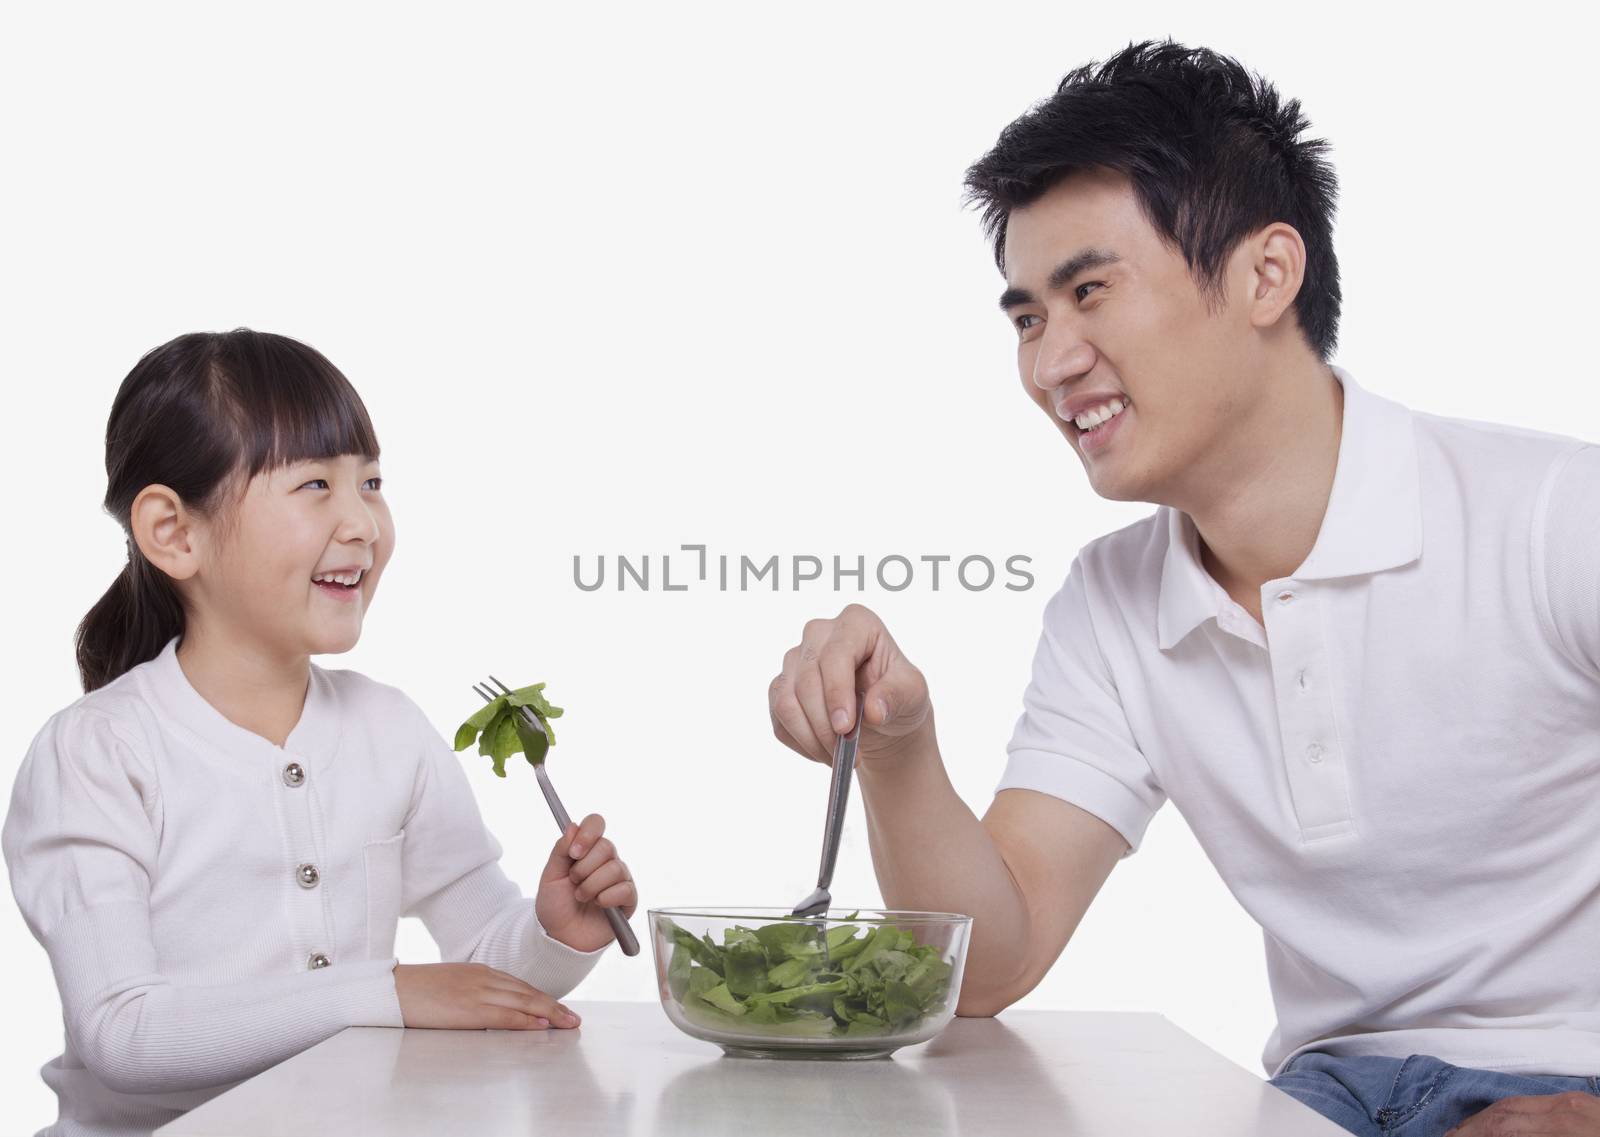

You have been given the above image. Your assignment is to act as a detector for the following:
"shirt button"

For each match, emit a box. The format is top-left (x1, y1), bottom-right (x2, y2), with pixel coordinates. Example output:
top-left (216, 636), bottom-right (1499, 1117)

top-left (1297, 669), bottom-right (1311, 692)
top-left (1277, 590), bottom-right (1296, 605)
top-left (297, 863), bottom-right (321, 889)
top-left (282, 762), bottom-right (305, 787)
top-left (308, 952), bottom-right (331, 970)
top-left (1305, 742), bottom-right (1325, 764)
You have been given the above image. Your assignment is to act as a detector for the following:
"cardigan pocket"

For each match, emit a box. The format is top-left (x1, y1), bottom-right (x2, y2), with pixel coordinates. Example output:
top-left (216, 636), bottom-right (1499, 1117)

top-left (362, 830), bottom-right (406, 958)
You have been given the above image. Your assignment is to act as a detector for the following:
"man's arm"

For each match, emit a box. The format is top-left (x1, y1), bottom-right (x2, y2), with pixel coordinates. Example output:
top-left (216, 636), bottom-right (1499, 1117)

top-left (859, 717), bottom-right (1126, 1015)
top-left (768, 602), bottom-right (1132, 1017)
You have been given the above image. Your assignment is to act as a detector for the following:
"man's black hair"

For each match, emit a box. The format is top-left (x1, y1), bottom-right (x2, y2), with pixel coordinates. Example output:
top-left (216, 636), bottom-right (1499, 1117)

top-left (964, 39), bottom-right (1342, 361)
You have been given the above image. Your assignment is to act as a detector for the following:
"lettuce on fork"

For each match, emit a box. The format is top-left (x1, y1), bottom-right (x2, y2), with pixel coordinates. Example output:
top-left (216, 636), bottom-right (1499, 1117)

top-left (454, 683), bottom-right (564, 776)
top-left (663, 916), bottom-right (954, 1038)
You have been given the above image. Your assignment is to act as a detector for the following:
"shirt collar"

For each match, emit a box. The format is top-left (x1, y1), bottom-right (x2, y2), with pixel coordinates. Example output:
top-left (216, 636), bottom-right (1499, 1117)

top-left (1156, 365), bottom-right (1422, 651)
top-left (143, 636), bottom-right (343, 766)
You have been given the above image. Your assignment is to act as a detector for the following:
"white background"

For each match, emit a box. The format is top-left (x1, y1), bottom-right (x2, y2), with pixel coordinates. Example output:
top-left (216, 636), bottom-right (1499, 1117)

top-left (3, 1), bottom-right (1597, 1130)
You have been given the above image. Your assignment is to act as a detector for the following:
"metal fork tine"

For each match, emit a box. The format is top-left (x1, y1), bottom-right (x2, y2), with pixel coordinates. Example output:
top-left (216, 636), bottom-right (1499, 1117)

top-left (478, 677), bottom-right (544, 734)
top-left (486, 675), bottom-right (536, 729)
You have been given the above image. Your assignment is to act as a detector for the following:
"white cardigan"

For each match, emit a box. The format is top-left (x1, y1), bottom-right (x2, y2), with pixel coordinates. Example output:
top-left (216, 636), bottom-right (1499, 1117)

top-left (3, 637), bottom-right (606, 1135)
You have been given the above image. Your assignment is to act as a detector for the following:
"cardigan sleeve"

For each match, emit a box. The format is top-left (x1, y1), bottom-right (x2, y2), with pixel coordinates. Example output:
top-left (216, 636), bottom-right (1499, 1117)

top-left (1, 705), bottom-right (405, 1096)
top-left (395, 696), bottom-right (606, 998)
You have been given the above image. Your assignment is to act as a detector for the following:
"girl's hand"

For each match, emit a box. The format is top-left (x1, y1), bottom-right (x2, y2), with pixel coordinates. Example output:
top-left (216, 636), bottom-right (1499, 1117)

top-left (535, 813), bottom-right (638, 953)
top-left (392, 962), bottom-right (581, 1030)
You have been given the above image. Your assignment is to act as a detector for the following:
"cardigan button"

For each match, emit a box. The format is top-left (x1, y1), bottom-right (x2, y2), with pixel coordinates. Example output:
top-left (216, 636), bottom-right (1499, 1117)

top-left (282, 762), bottom-right (306, 787)
top-left (297, 863), bottom-right (320, 889)
top-left (308, 952), bottom-right (331, 970)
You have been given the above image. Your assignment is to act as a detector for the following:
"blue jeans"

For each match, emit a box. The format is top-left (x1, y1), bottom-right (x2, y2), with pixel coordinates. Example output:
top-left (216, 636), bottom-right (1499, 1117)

top-left (1269, 1051), bottom-right (1600, 1136)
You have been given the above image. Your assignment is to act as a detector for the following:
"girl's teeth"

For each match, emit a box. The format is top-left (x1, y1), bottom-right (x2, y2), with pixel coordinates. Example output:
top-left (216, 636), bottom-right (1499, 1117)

top-left (314, 571), bottom-right (362, 586)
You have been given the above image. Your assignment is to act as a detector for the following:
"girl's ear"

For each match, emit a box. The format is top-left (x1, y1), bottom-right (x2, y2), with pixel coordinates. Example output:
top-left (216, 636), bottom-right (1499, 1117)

top-left (130, 484), bottom-right (203, 582)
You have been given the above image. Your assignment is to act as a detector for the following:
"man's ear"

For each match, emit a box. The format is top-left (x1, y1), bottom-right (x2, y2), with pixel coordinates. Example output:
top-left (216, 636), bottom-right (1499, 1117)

top-left (130, 484), bottom-right (202, 582)
top-left (1245, 221), bottom-right (1307, 333)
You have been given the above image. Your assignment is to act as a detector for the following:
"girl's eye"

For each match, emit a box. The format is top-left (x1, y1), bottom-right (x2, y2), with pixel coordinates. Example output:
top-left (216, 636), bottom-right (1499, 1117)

top-left (297, 477), bottom-right (382, 491)
top-left (1075, 281), bottom-right (1104, 302)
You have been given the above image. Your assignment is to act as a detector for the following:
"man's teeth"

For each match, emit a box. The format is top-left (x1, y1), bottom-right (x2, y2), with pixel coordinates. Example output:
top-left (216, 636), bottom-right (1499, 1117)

top-left (1073, 397), bottom-right (1128, 431)
top-left (313, 570), bottom-right (363, 586)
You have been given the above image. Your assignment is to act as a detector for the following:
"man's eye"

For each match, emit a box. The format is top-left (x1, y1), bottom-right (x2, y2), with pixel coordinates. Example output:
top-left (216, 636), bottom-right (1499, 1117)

top-left (364, 477), bottom-right (383, 491)
top-left (1014, 314), bottom-right (1042, 333)
top-left (1075, 281), bottom-right (1104, 301)
top-left (300, 479), bottom-right (329, 491)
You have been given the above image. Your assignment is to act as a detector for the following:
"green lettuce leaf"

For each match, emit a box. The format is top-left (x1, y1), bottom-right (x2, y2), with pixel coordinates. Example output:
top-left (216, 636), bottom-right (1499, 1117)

top-left (454, 682), bottom-right (564, 776)
top-left (453, 697), bottom-right (504, 751)
top-left (661, 917), bottom-right (953, 1041)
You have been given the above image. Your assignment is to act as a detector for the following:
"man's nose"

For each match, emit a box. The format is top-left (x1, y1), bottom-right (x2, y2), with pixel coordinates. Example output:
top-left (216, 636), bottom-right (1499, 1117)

top-left (1031, 326), bottom-right (1095, 394)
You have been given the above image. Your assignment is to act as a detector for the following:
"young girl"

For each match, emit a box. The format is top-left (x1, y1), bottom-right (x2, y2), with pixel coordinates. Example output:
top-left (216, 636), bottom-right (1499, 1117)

top-left (3, 329), bottom-right (637, 1137)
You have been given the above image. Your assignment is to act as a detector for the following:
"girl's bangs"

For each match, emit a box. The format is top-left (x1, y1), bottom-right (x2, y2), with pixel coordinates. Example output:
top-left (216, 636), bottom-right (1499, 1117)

top-left (213, 332), bottom-right (382, 476)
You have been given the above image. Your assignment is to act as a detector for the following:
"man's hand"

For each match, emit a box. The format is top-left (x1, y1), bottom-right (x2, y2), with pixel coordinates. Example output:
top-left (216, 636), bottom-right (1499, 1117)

top-left (1445, 1091), bottom-right (1600, 1135)
top-left (535, 813), bottom-right (637, 953)
top-left (769, 603), bottom-right (933, 766)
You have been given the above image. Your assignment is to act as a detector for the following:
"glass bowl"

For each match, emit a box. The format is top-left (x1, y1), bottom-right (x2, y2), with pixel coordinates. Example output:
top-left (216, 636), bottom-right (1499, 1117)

top-left (647, 906), bottom-right (971, 1059)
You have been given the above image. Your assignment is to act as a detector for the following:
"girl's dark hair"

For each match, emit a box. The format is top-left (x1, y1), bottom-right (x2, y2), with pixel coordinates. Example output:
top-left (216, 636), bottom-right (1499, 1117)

top-left (76, 329), bottom-right (380, 693)
top-left (963, 39), bottom-right (1343, 361)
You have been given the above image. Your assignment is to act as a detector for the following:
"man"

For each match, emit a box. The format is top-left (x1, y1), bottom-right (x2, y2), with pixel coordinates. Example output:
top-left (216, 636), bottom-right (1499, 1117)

top-left (767, 40), bottom-right (1600, 1137)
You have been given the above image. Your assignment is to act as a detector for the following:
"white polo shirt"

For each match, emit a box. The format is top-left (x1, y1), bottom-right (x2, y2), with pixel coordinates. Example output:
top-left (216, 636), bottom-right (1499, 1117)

top-left (998, 365), bottom-right (1600, 1078)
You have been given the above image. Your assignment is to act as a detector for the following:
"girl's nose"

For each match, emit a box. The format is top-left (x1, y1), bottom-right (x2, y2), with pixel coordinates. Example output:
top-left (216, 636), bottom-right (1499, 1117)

top-left (337, 494), bottom-right (382, 544)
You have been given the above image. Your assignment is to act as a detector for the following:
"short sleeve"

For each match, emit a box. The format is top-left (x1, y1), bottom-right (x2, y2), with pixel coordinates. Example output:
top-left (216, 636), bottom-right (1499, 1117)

top-left (1535, 443), bottom-right (1600, 680)
top-left (996, 557), bottom-right (1167, 857)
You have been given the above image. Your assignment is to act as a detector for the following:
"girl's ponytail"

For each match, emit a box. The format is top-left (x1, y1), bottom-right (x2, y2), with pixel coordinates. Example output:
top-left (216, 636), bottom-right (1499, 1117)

top-left (74, 328), bottom-right (380, 693)
top-left (75, 542), bottom-right (187, 693)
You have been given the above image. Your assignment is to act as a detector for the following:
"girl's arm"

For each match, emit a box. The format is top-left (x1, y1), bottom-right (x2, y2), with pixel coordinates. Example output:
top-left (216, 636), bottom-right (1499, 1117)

top-left (395, 697), bottom-right (607, 998)
top-left (3, 708), bottom-right (406, 1096)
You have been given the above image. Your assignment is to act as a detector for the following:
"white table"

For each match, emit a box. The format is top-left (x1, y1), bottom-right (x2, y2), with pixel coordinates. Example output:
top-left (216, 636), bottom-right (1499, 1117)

top-left (155, 1001), bottom-right (1345, 1136)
